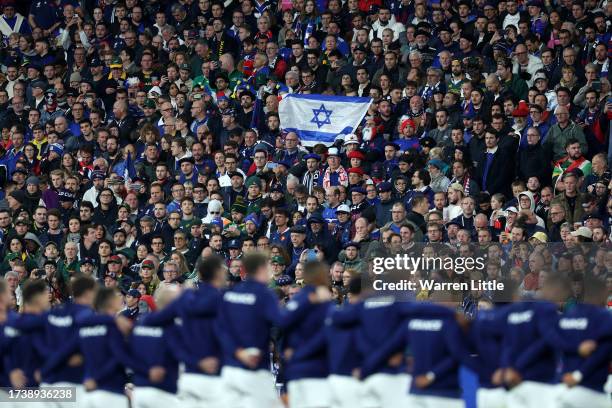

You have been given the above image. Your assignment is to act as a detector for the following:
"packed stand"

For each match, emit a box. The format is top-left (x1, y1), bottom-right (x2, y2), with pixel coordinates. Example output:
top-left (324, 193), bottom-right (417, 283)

top-left (0, 0), bottom-right (610, 406)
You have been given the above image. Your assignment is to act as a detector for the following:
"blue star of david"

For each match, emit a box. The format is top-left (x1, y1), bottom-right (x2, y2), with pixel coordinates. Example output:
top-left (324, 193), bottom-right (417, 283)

top-left (310, 104), bottom-right (333, 128)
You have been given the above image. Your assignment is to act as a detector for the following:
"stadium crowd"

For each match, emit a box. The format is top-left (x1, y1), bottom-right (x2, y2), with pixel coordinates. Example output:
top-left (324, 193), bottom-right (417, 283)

top-left (0, 0), bottom-right (609, 406)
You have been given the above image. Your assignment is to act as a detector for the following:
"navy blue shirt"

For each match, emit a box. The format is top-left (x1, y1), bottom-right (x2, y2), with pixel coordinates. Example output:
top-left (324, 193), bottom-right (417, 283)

top-left (217, 279), bottom-right (280, 370)
top-left (279, 286), bottom-right (331, 381)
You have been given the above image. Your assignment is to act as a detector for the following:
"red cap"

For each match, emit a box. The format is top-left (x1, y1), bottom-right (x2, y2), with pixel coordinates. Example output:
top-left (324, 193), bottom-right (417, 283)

top-left (141, 260), bottom-right (155, 269)
top-left (400, 119), bottom-right (416, 132)
top-left (347, 167), bottom-right (365, 175)
top-left (512, 100), bottom-right (529, 117)
top-left (109, 255), bottom-right (122, 264)
top-left (347, 151), bottom-right (365, 161)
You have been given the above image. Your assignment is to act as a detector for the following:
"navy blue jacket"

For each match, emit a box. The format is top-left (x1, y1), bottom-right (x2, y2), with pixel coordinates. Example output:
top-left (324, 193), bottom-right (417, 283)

top-left (78, 314), bottom-right (148, 395)
top-left (141, 284), bottom-right (224, 375)
top-left (332, 297), bottom-right (453, 378)
top-left (365, 303), bottom-right (475, 399)
top-left (3, 313), bottom-right (46, 387)
top-left (0, 311), bottom-right (19, 387)
top-left (545, 303), bottom-right (612, 392)
top-left (217, 279), bottom-right (280, 370)
top-left (466, 308), bottom-right (506, 389)
top-left (279, 285), bottom-right (331, 381)
top-left (498, 301), bottom-right (560, 384)
top-left (128, 322), bottom-right (181, 393)
top-left (40, 303), bottom-right (94, 384)
top-left (325, 302), bottom-right (362, 376)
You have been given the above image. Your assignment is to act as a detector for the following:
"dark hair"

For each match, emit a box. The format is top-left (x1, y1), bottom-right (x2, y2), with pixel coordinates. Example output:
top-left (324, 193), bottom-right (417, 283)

top-left (22, 279), bottom-right (48, 305)
top-left (198, 254), bottom-right (225, 282)
top-left (564, 138), bottom-right (580, 148)
top-left (71, 275), bottom-right (97, 299)
top-left (303, 260), bottom-right (330, 286)
top-left (94, 287), bottom-right (118, 311)
top-left (242, 252), bottom-right (269, 277)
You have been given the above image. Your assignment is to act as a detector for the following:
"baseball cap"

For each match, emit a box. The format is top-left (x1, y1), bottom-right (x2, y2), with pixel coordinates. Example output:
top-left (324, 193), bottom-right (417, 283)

top-left (126, 289), bottom-right (141, 298)
top-left (108, 255), bottom-right (122, 264)
top-left (290, 225), bottom-right (307, 234)
top-left (343, 241), bottom-right (360, 250)
top-left (327, 147), bottom-right (339, 157)
top-left (532, 72), bottom-right (547, 83)
top-left (227, 239), bottom-right (241, 249)
top-left (81, 257), bottom-right (95, 266)
top-left (141, 259), bottom-right (155, 269)
top-left (378, 182), bottom-right (392, 192)
top-left (529, 231), bottom-right (548, 243)
top-left (271, 255), bottom-right (286, 265)
top-left (570, 226), bottom-right (592, 239)
top-left (448, 183), bottom-right (465, 194)
top-left (336, 204), bottom-right (351, 213)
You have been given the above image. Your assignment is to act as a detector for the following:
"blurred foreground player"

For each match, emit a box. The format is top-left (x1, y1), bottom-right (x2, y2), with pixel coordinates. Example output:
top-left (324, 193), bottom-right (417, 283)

top-left (4, 280), bottom-right (49, 389)
top-left (79, 287), bottom-right (133, 408)
top-left (40, 276), bottom-right (97, 408)
top-left (326, 277), bottom-right (363, 408)
top-left (282, 260), bottom-right (333, 408)
top-left (140, 255), bottom-right (227, 408)
top-left (217, 253), bottom-right (283, 408)
top-left (549, 277), bottom-right (612, 408)
top-left (129, 286), bottom-right (182, 408)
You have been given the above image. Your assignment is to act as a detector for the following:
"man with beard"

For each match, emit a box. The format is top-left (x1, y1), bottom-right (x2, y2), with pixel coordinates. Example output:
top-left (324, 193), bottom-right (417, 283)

top-left (209, 18), bottom-right (239, 60)
top-left (552, 139), bottom-right (591, 189)
top-left (369, 6), bottom-right (403, 41)
top-left (222, 172), bottom-right (246, 211)
top-left (373, 52), bottom-right (407, 88)
top-left (534, 185), bottom-right (553, 221)
top-left (135, 143), bottom-right (160, 182)
top-left (301, 153), bottom-right (321, 195)
top-left (236, 89), bottom-right (255, 129)
top-left (576, 89), bottom-right (609, 156)
top-left (305, 50), bottom-right (327, 91)
top-left (103, 135), bottom-right (122, 171)
top-left (109, 101), bottom-right (137, 145)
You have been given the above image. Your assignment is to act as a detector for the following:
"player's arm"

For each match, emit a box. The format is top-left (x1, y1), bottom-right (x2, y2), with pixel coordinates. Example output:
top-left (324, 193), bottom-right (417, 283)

top-left (570, 340), bottom-right (612, 384)
top-left (289, 326), bottom-right (327, 362)
top-left (361, 323), bottom-right (408, 378)
top-left (164, 325), bottom-right (200, 369)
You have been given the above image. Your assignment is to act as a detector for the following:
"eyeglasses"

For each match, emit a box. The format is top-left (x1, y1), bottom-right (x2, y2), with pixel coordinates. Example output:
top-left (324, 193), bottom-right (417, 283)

top-left (209, 211), bottom-right (220, 215)
top-left (163, 269), bottom-right (176, 273)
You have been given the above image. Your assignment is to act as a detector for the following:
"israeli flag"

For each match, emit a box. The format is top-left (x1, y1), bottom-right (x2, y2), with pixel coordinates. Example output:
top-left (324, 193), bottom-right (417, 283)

top-left (279, 94), bottom-right (372, 147)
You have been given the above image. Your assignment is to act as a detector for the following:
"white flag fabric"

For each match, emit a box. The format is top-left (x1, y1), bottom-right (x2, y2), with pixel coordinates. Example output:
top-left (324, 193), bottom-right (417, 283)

top-left (278, 94), bottom-right (372, 147)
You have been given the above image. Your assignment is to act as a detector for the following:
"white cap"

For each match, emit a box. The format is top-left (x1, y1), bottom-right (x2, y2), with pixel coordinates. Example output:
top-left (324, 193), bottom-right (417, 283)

top-left (570, 226), bottom-right (592, 239)
top-left (506, 206), bottom-right (519, 213)
top-left (148, 86), bottom-right (162, 97)
top-left (327, 147), bottom-right (339, 156)
top-left (344, 134), bottom-right (359, 145)
top-left (336, 204), bottom-right (351, 213)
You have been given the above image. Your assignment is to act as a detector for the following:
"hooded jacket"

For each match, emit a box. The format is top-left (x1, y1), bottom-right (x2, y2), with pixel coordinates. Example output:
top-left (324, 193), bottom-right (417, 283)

top-left (518, 191), bottom-right (546, 228)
